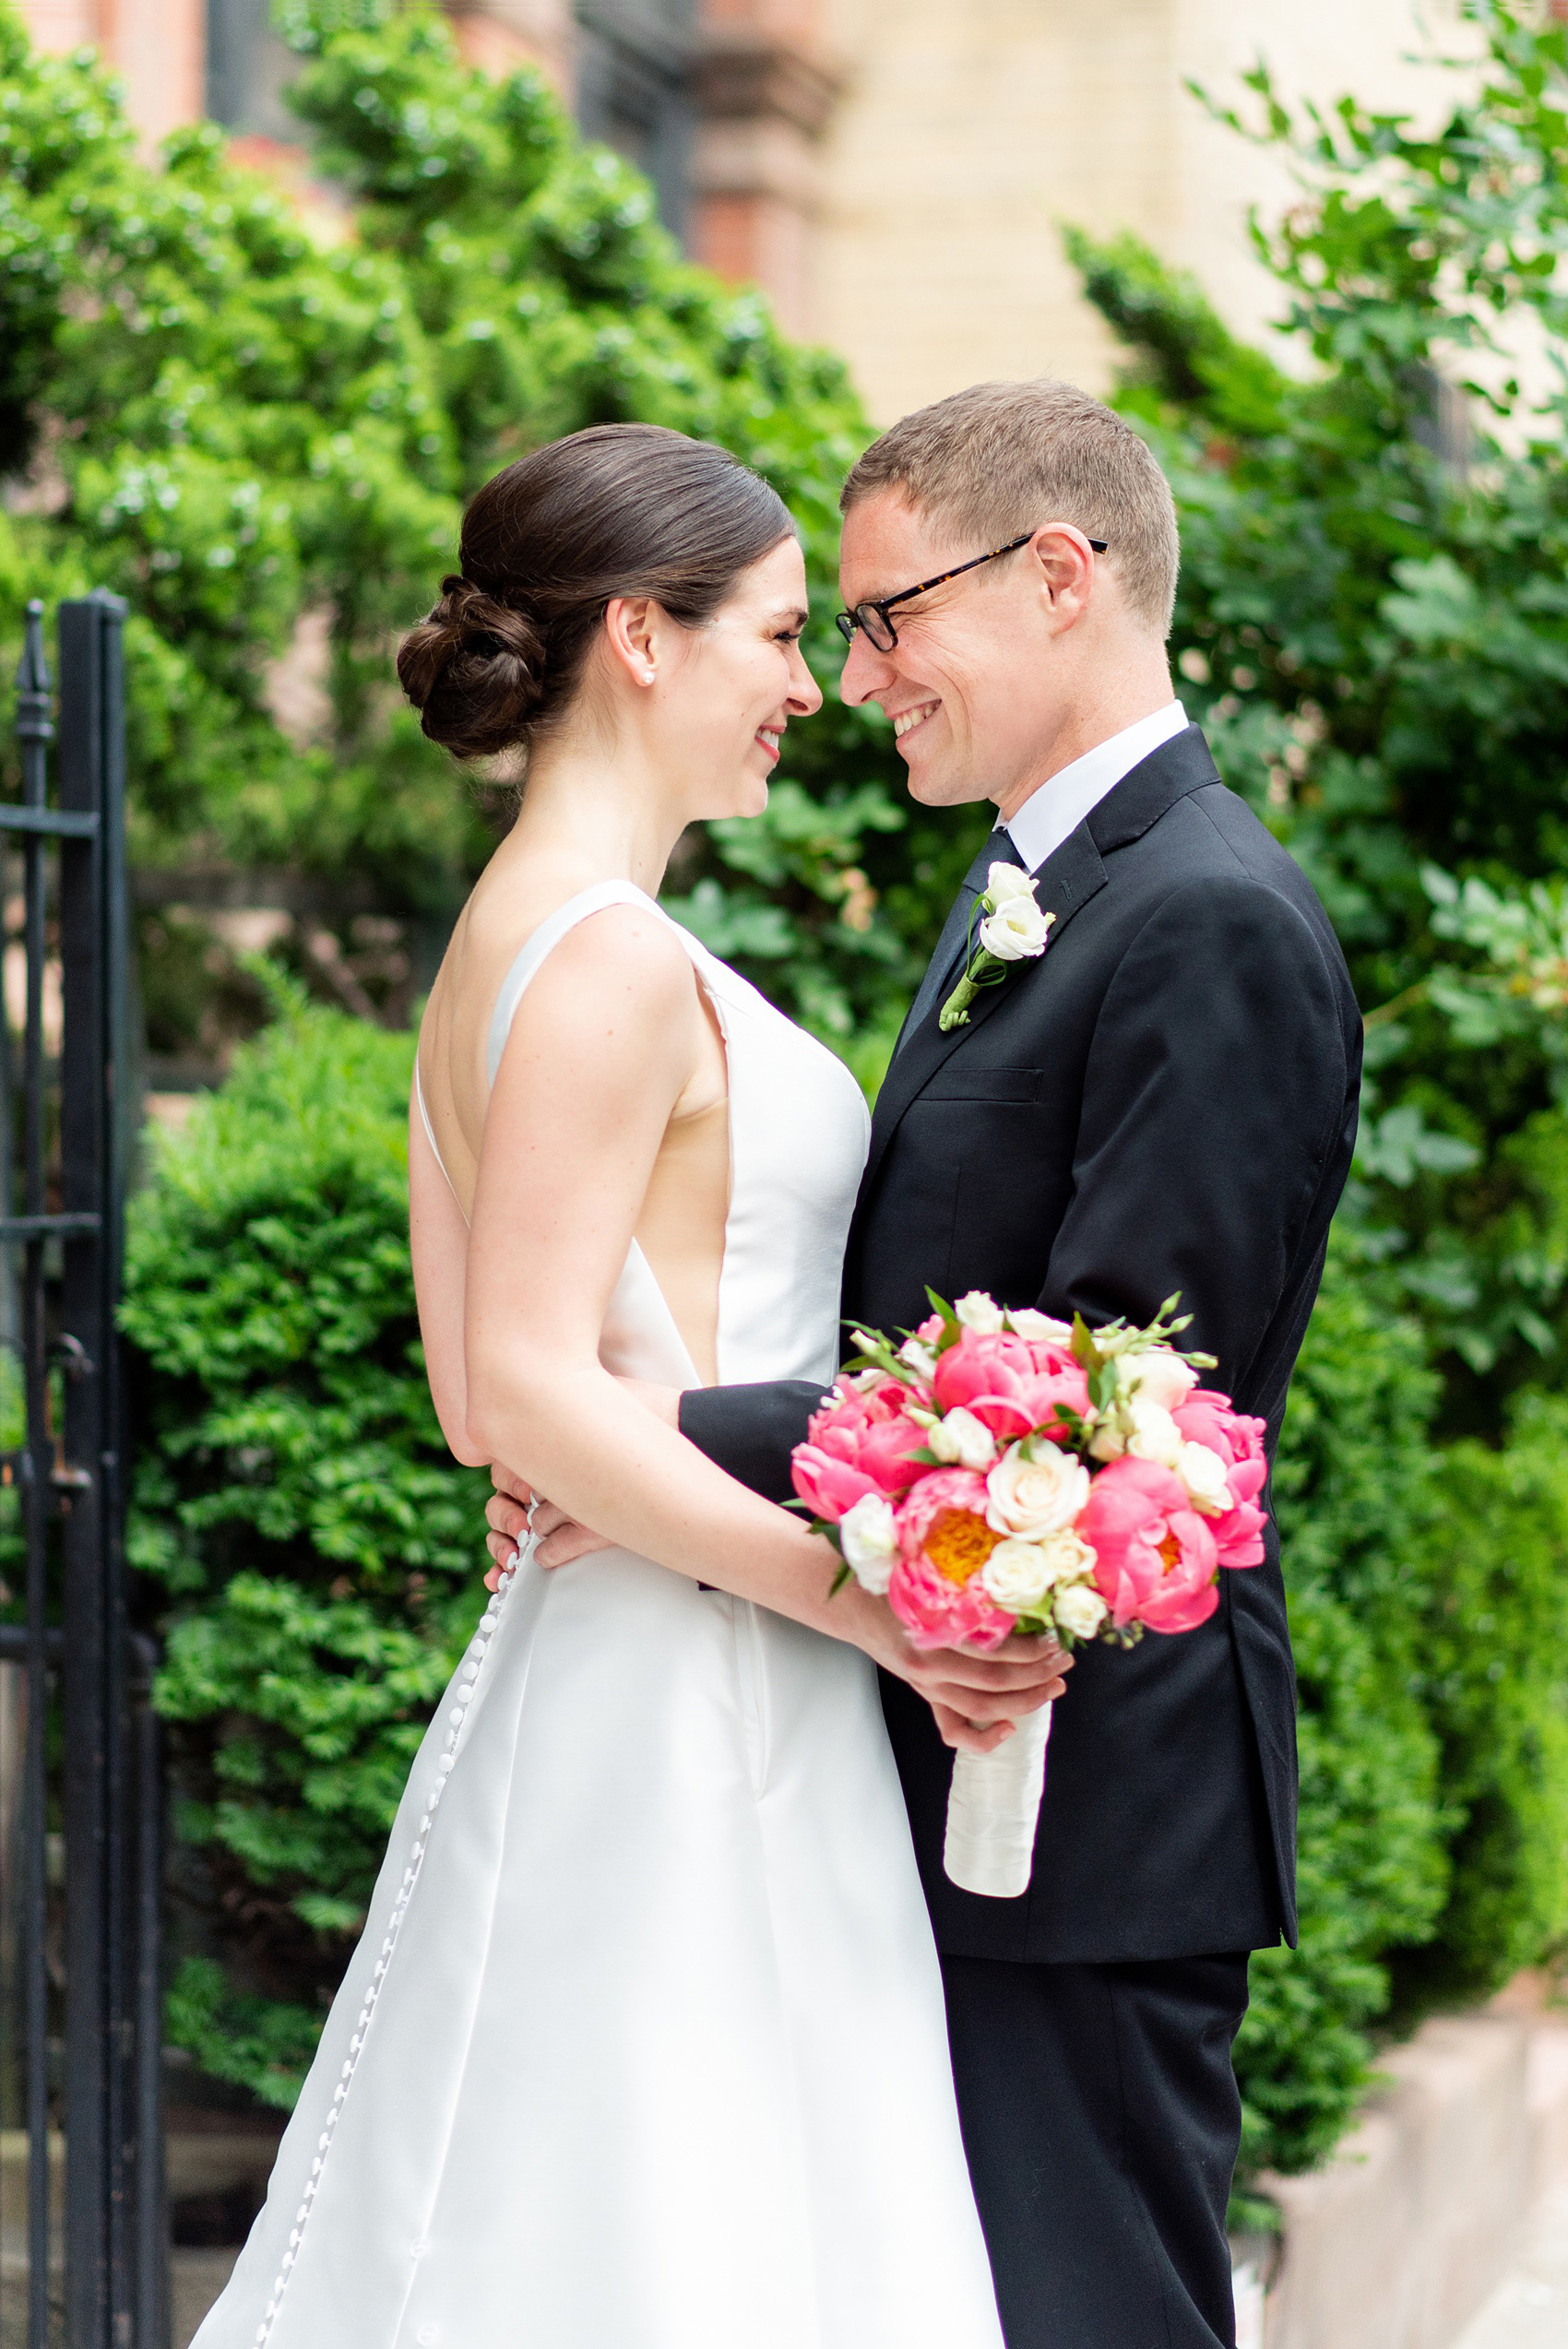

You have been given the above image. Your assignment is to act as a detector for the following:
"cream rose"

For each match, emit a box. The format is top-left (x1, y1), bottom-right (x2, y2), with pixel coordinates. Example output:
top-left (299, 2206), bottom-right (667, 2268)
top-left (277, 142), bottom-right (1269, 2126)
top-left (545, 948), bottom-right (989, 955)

top-left (1091, 1398), bottom-right (1184, 1468)
top-left (837, 1492), bottom-right (898, 1595)
top-left (1054, 1583), bottom-right (1109, 1640)
top-left (928, 1406), bottom-right (998, 1469)
top-left (985, 1441), bottom-right (1090, 1539)
top-left (1120, 1346), bottom-right (1199, 1412)
top-left (1005, 1307), bottom-right (1074, 1343)
top-left (1175, 1440), bottom-right (1231, 1516)
top-left (979, 1538), bottom-right (1056, 1613)
top-left (978, 891), bottom-right (1055, 963)
top-left (982, 1529), bottom-right (1097, 1612)
top-left (955, 1290), bottom-right (1007, 1335)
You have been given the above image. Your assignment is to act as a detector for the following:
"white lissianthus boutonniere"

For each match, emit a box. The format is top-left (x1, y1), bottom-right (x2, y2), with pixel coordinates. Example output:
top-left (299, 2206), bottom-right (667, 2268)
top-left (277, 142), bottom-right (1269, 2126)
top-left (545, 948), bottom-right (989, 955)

top-left (939, 863), bottom-right (1056, 1031)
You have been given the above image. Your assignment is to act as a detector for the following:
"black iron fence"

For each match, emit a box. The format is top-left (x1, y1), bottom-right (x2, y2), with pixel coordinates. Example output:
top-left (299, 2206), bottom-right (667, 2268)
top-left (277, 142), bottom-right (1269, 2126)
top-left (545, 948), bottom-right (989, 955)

top-left (3, 598), bottom-right (165, 2347)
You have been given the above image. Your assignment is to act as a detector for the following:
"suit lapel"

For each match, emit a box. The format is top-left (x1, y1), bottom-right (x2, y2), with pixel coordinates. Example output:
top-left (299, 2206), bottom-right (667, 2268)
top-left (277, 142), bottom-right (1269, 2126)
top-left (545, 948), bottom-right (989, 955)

top-left (861, 725), bottom-right (1222, 1196)
top-left (862, 825), bottom-right (1108, 1192)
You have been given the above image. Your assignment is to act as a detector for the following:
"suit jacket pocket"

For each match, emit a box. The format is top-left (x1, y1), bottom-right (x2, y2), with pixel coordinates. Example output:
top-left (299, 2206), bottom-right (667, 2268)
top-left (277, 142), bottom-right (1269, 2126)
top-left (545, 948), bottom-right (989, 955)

top-left (919, 1063), bottom-right (1043, 1104)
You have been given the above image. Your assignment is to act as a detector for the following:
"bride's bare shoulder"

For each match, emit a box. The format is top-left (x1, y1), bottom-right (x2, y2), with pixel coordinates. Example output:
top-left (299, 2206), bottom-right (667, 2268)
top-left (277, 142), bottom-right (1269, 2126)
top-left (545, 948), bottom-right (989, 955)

top-left (432, 858), bottom-right (692, 1065)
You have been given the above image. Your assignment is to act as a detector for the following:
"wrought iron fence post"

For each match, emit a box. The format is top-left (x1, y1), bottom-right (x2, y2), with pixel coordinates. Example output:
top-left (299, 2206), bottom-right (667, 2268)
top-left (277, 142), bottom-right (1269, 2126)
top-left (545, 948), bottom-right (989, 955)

top-left (14, 601), bottom-right (53, 2349)
top-left (4, 596), bottom-right (161, 2346)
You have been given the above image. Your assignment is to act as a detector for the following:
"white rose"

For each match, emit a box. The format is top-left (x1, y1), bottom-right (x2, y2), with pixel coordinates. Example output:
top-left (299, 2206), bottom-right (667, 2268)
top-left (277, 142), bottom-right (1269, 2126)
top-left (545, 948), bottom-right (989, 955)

top-left (928, 1406), bottom-right (998, 1469)
top-left (986, 861), bottom-right (1036, 904)
top-left (1005, 1308), bottom-right (1074, 1343)
top-left (1038, 1528), bottom-right (1097, 1586)
top-left (986, 1441), bottom-right (1090, 1539)
top-left (838, 1493), bottom-right (898, 1595)
top-left (1053, 1583), bottom-right (1109, 1640)
top-left (1120, 1347), bottom-right (1199, 1412)
top-left (1175, 1441), bottom-right (1232, 1517)
top-left (955, 1290), bottom-right (1006, 1335)
top-left (978, 893), bottom-right (1055, 963)
top-left (898, 1335), bottom-right (938, 1379)
top-left (980, 1538), bottom-right (1056, 1613)
top-left (1125, 1400), bottom-right (1185, 1467)
top-left (1088, 1398), bottom-right (1184, 1466)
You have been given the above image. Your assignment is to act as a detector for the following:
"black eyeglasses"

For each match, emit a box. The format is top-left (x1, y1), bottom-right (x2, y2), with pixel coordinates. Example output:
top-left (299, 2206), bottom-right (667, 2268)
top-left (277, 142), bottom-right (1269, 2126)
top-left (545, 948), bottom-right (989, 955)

top-left (834, 528), bottom-right (1109, 651)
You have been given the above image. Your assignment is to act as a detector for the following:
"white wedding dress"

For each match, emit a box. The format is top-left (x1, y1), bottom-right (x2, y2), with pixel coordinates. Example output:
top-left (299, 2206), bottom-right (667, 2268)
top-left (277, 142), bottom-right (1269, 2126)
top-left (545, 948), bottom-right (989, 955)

top-left (196, 882), bottom-right (1004, 2349)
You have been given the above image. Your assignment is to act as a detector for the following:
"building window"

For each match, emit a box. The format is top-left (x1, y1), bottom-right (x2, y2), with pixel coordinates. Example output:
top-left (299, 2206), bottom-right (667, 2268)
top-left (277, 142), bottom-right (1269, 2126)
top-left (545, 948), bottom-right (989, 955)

top-left (206, 0), bottom-right (299, 140)
top-left (574, 1), bottom-right (696, 243)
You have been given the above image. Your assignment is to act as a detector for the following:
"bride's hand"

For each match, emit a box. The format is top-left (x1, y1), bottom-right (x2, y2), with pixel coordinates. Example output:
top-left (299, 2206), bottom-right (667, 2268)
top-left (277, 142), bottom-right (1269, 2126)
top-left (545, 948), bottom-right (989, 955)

top-left (833, 1583), bottom-right (1073, 1757)
top-left (482, 1467), bottom-right (610, 1585)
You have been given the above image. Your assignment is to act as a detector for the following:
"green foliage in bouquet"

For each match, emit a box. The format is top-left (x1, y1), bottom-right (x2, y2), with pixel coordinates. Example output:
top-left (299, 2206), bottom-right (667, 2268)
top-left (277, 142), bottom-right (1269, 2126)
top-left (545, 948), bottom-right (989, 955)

top-left (122, 987), bottom-right (489, 2103)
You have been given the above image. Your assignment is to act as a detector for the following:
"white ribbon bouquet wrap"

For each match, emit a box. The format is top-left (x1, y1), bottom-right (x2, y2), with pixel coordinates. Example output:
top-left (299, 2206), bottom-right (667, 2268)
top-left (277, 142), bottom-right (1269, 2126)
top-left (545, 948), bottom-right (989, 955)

top-left (791, 1291), bottom-right (1271, 1901)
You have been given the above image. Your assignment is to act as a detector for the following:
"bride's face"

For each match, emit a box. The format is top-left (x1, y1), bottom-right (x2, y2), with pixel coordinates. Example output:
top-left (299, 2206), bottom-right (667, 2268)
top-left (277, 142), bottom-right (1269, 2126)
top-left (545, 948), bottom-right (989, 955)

top-left (666, 537), bottom-right (824, 819)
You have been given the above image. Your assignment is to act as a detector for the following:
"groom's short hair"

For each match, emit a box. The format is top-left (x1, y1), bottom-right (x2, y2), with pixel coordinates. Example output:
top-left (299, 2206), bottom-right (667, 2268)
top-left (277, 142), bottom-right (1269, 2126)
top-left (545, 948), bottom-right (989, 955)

top-left (840, 378), bottom-right (1179, 637)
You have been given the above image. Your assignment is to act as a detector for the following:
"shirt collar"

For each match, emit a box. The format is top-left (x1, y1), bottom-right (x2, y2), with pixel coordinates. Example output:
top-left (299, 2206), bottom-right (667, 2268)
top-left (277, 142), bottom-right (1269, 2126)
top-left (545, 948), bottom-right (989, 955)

top-left (1003, 700), bottom-right (1189, 874)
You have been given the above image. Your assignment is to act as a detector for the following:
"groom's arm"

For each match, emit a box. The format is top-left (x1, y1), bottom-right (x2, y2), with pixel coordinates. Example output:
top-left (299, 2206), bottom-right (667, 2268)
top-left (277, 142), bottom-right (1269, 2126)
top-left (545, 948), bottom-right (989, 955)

top-left (1039, 873), bottom-right (1355, 1394)
top-left (677, 1380), bottom-right (824, 1505)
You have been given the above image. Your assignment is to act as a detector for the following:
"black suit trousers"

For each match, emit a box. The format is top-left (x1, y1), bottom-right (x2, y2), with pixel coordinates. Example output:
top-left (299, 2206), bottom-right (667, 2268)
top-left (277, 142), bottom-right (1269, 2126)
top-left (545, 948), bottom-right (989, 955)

top-left (941, 1951), bottom-right (1250, 2349)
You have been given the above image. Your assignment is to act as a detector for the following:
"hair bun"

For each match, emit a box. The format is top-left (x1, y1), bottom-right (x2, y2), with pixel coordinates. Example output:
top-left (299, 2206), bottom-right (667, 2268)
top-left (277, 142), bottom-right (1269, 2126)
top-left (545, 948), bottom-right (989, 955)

top-left (397, 573), bottom-right (548, 759)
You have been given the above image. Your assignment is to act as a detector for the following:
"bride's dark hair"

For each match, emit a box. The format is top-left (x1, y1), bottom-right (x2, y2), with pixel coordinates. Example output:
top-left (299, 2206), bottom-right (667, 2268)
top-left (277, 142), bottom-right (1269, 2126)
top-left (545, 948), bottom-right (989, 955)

top-left (398, 423), bottom-right (796, 761)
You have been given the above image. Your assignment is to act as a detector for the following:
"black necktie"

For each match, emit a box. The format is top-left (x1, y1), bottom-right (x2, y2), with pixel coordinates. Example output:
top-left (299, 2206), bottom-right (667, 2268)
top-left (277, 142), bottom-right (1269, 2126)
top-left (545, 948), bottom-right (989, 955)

top-left (895, 827), bottom-right (1026, 1057)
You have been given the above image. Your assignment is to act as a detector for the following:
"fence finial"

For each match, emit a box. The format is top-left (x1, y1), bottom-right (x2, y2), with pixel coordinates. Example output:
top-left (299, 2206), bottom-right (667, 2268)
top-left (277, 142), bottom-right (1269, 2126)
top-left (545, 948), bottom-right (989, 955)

top-left (15, 599), bottom-right (53, 746)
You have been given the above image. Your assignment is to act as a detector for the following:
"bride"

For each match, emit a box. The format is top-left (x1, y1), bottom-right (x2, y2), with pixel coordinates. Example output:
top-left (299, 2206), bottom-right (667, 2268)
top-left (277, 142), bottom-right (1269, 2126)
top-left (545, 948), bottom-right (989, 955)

top-left (195, 422), bottom-right (1065, 2349)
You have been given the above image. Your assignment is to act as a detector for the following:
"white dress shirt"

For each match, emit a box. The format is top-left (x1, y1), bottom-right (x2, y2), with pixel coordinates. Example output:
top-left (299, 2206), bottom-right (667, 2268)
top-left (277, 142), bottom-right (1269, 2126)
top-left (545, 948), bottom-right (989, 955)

top-left (1004, 700), bottom-right (1189, 873)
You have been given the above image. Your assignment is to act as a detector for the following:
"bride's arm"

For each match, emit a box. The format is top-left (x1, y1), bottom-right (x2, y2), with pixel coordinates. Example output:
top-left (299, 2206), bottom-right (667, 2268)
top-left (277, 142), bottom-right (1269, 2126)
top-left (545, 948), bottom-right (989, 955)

top-left (446, 908), bottom-right (1067, 1742)
top-left (457, 907), bottom-right (846, 1606)
top-left (446, 907), bottom-right (1072, 1757)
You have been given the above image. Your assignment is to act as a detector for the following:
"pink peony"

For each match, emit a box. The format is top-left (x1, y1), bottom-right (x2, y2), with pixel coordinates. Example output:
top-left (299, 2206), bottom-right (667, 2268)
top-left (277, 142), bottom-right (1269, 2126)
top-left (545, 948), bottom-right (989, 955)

top-left (1075, 1455), bottom-right (1221, 1634)
top-left (932, 1329), bottom-right (1090, 1442)
top-left (1172, 1390), bottom-right (1269, 1570)
top-left (886, 1469), bottom-right (1016, 1651)
top-left (790, 1377), bottom-right (929, 1522)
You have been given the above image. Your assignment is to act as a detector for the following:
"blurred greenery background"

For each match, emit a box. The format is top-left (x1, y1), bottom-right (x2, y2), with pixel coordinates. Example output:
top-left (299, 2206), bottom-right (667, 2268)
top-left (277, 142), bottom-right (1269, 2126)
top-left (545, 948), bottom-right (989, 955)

top-left (6, 0), bottom-right (1568, 2202)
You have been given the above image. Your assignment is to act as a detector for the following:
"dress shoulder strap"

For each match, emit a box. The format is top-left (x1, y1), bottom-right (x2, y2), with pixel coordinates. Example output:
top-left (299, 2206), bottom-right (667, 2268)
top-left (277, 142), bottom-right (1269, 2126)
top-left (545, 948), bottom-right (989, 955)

top-left (485, 880), bottom-right (671, 1087)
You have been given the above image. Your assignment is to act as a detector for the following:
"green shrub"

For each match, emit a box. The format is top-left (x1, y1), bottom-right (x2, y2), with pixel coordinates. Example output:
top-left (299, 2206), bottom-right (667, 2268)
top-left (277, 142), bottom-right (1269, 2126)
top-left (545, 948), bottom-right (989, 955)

top-left (1406, 1393), bottom-right (1568, 1995)
top-left (0, 0), bottom-right (961, 1054)
top-left (123, 989), bottom-right (489, 2098)
top-left (1238, 1243), bottom-right (1448, 2176)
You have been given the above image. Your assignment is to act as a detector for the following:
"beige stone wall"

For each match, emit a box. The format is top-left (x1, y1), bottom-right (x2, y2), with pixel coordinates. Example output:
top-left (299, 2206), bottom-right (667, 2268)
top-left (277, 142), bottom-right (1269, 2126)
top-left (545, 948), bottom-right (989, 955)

top-left (810, 0), bottom-right (1472, 424)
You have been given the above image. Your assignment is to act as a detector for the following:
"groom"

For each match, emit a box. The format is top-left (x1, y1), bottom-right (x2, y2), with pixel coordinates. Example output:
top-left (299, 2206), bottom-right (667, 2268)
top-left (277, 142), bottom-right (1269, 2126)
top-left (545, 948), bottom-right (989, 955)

top-left (491, 378), bottom-right (1360, 2347)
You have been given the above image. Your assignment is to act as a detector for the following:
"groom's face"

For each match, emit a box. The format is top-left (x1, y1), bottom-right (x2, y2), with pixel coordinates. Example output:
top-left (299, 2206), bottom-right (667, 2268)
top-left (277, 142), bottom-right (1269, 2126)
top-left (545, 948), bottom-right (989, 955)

top-left (837, 490), bottom-right (1057, 814)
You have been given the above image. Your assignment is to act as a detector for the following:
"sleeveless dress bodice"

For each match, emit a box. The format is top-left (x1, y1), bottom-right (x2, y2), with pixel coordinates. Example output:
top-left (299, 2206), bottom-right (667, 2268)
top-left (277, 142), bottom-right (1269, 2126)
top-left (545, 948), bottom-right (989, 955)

top-left (469, 879), bottom-right (869, 1392)
top-left (196, 884), bottom-right (1004, 2349)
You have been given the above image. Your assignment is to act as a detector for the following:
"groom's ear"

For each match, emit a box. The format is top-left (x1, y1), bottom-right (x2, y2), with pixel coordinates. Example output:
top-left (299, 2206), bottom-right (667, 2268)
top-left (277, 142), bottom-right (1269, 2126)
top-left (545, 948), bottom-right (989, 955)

top-left (1028, 527), bottom-right (1099, 635)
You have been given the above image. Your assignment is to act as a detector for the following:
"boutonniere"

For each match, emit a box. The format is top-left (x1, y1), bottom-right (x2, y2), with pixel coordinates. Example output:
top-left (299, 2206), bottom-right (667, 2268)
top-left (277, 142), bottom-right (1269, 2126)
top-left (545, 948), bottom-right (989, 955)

top-left (939, 863), bottom-right (1056, 1031)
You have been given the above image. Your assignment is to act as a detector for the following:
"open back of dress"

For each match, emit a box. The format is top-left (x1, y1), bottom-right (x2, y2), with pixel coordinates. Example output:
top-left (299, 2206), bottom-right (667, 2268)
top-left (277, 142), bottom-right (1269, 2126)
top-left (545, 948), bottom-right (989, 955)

top-left (195, 885), bottom-right (1004, 2349)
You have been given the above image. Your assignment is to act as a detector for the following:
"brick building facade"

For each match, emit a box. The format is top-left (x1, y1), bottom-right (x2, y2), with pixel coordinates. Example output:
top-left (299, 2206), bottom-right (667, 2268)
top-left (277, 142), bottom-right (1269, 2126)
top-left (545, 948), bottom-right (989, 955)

top-left (15, 0), bottom-right (1480, 421)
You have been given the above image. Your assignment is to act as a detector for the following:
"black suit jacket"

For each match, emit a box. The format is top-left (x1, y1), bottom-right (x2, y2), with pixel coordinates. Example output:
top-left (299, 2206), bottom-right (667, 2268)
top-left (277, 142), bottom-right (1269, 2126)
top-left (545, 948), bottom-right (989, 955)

top-left (681, 727), bottom-right (1361, 1965)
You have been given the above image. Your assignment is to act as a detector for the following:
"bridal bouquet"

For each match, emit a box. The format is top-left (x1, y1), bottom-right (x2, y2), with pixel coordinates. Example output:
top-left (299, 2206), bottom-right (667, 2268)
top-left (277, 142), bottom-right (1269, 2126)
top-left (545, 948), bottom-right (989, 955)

top-left (790, 1293), bottom-right (1267, 1899)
